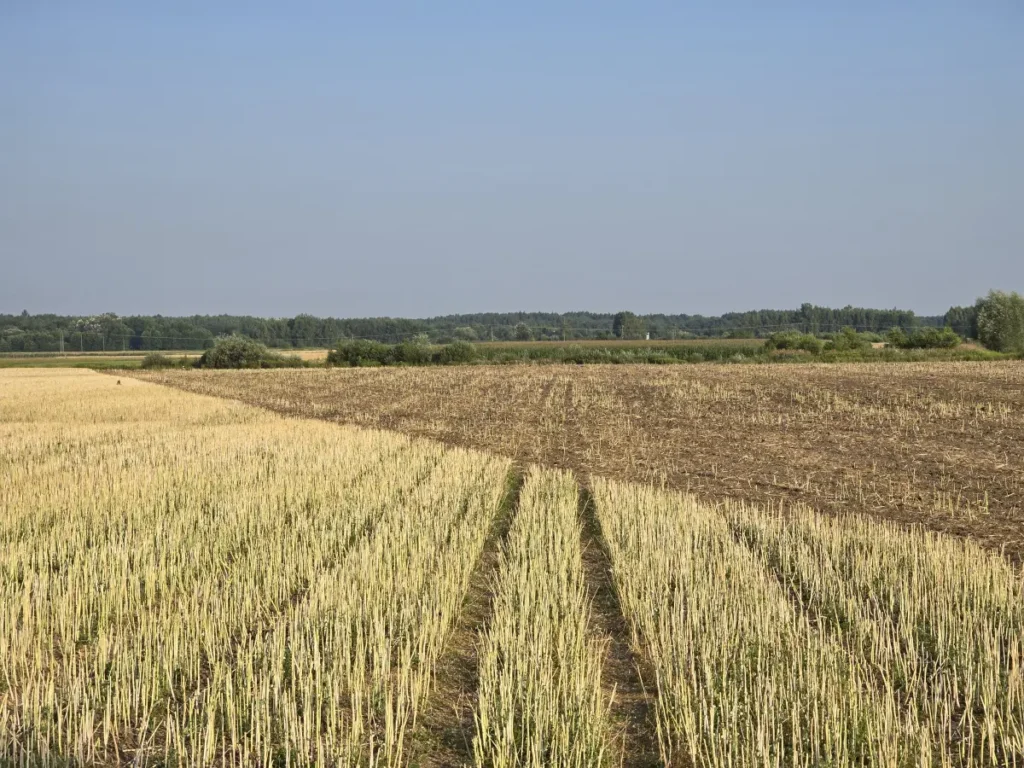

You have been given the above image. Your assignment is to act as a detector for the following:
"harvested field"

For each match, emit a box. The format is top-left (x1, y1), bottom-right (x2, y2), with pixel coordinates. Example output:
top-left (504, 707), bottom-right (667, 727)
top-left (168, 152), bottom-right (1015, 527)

top-left (133, 362), bottom-right (1024, 560)
top-left (594, 478), bottom-right (1024, 765)
top-left (4, 368), bottom-right (1024, 765)
top-left (0, 370), bottom-right (511, 765)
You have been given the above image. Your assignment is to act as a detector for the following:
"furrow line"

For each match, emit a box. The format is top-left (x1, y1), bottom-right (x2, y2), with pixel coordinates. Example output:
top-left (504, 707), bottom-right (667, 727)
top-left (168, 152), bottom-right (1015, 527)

top-left (407, 469), bottom-right (525, 767)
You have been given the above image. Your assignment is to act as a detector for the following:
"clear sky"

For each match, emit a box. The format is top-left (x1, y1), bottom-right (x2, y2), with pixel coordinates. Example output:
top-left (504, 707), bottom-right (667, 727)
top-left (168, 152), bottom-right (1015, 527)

top-left (1, 2), bottom-right (1022, 318)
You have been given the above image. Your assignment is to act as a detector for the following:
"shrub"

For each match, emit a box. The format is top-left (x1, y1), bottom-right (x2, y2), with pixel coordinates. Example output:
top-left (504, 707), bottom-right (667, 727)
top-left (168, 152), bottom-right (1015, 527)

top-left (194, 337), bottom-right (303, 369)
top-left (198, 337), bottom-right (274, 369)
top-left (889, 326), bottom-right (960, 349)
top-left (765, 332), bottom-right (824, 354)
top-left (764, 332), bottom-right (793, 350)
top-left (327, 340), bottom-right (392, 367)
top-left (976, 290), bottom-right (1024, 353)
top-left (390, 339), bottom-right (434, 365)
top-left (328, 339), bottom-right (475, 366)
top-left (925, 327), bottom-right (961, 349)
top-left (886, 327), bottom-right (909, 348)
top-left (436, 341), bottom-right (477, 365)
top-left (824, 327), bottom-right (871, 352)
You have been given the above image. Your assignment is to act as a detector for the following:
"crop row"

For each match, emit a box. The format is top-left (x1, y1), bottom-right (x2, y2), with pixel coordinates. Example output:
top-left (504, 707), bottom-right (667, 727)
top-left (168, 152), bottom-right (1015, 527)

top-left (593, 477), bottom-right (1024, 766)
top-left (474, 468), bottom-right (607, 767)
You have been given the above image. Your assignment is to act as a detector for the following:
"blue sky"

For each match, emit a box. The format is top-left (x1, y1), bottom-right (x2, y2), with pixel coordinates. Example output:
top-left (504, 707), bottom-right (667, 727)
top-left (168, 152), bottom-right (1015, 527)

top-left (1, 2), bottom-right (1022, 317)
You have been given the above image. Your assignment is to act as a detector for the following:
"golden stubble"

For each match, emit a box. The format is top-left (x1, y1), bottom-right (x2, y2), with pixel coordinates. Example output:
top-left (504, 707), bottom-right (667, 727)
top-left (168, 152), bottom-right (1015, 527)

top-left (592, 477), bottom-right (1024, 766)
top-left (0, 369), bottom-right (511, 766)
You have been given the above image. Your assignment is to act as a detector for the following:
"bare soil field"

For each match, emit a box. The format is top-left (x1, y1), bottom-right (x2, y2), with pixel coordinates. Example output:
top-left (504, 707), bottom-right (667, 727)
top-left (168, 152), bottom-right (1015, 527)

top-left (133, 361), bottom-right (1024, 561)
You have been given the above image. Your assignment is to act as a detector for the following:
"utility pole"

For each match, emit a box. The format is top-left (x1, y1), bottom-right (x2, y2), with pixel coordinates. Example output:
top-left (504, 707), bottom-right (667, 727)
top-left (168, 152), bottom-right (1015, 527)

top-left (59, 330), bottom-right (64, 356)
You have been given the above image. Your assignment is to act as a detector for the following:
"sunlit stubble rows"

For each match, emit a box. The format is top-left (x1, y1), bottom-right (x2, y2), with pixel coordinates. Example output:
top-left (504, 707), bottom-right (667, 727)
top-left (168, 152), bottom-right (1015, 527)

top-left (0, 370), bottom-right (511, 766)
top-left (593, 477), bottom-right (941, 767)
top-left (474, 468), bottom-right (609, 767)
top-left (730, 503), bottom-right (1024, 765)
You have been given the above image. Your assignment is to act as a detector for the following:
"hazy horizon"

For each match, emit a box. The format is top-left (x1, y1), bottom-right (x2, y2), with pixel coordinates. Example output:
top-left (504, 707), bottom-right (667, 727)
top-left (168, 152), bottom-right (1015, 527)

top-left (2, 4), bottom-right (1022, 319)
top-left (0, 300), bottom-right (977, 321)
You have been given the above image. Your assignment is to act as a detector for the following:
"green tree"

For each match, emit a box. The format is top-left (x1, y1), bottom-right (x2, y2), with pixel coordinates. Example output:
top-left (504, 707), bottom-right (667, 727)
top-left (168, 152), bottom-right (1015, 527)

top-left (289, 314), bottom-right (320, 347)
top-left (976, 291), bottom-right (1024, 353)
top-left (943, 305), bottom-right (978, 338)
top-left (886, 326), bottom-right (960, 349)
top-left (513, 322), bottom-right (532, 341)
top-left (828, 327), bottom-right (870, 352)
top-left (612, 311), bottom-right (645, 339)
top-left (800, 302), bottom-right (818, 334)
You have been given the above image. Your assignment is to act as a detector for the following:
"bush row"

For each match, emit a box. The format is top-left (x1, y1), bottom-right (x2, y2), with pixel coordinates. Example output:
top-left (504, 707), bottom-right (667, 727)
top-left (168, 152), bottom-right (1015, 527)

top-left (886, 326), bottom-right (961, 349)
top-left (142, 332), bottom-right (1007, 371)
top-left (324, 339), bottom-right (771, 367)
top-left (326, 340), bottom-right (477, 366)
top-left (766, 326), bottom-right (962, 355)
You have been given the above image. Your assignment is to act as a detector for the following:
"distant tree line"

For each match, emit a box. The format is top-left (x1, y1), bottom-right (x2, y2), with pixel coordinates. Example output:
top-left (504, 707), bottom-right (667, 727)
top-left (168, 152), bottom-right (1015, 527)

top-left (3, 296), bottom-right (1021, 353)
